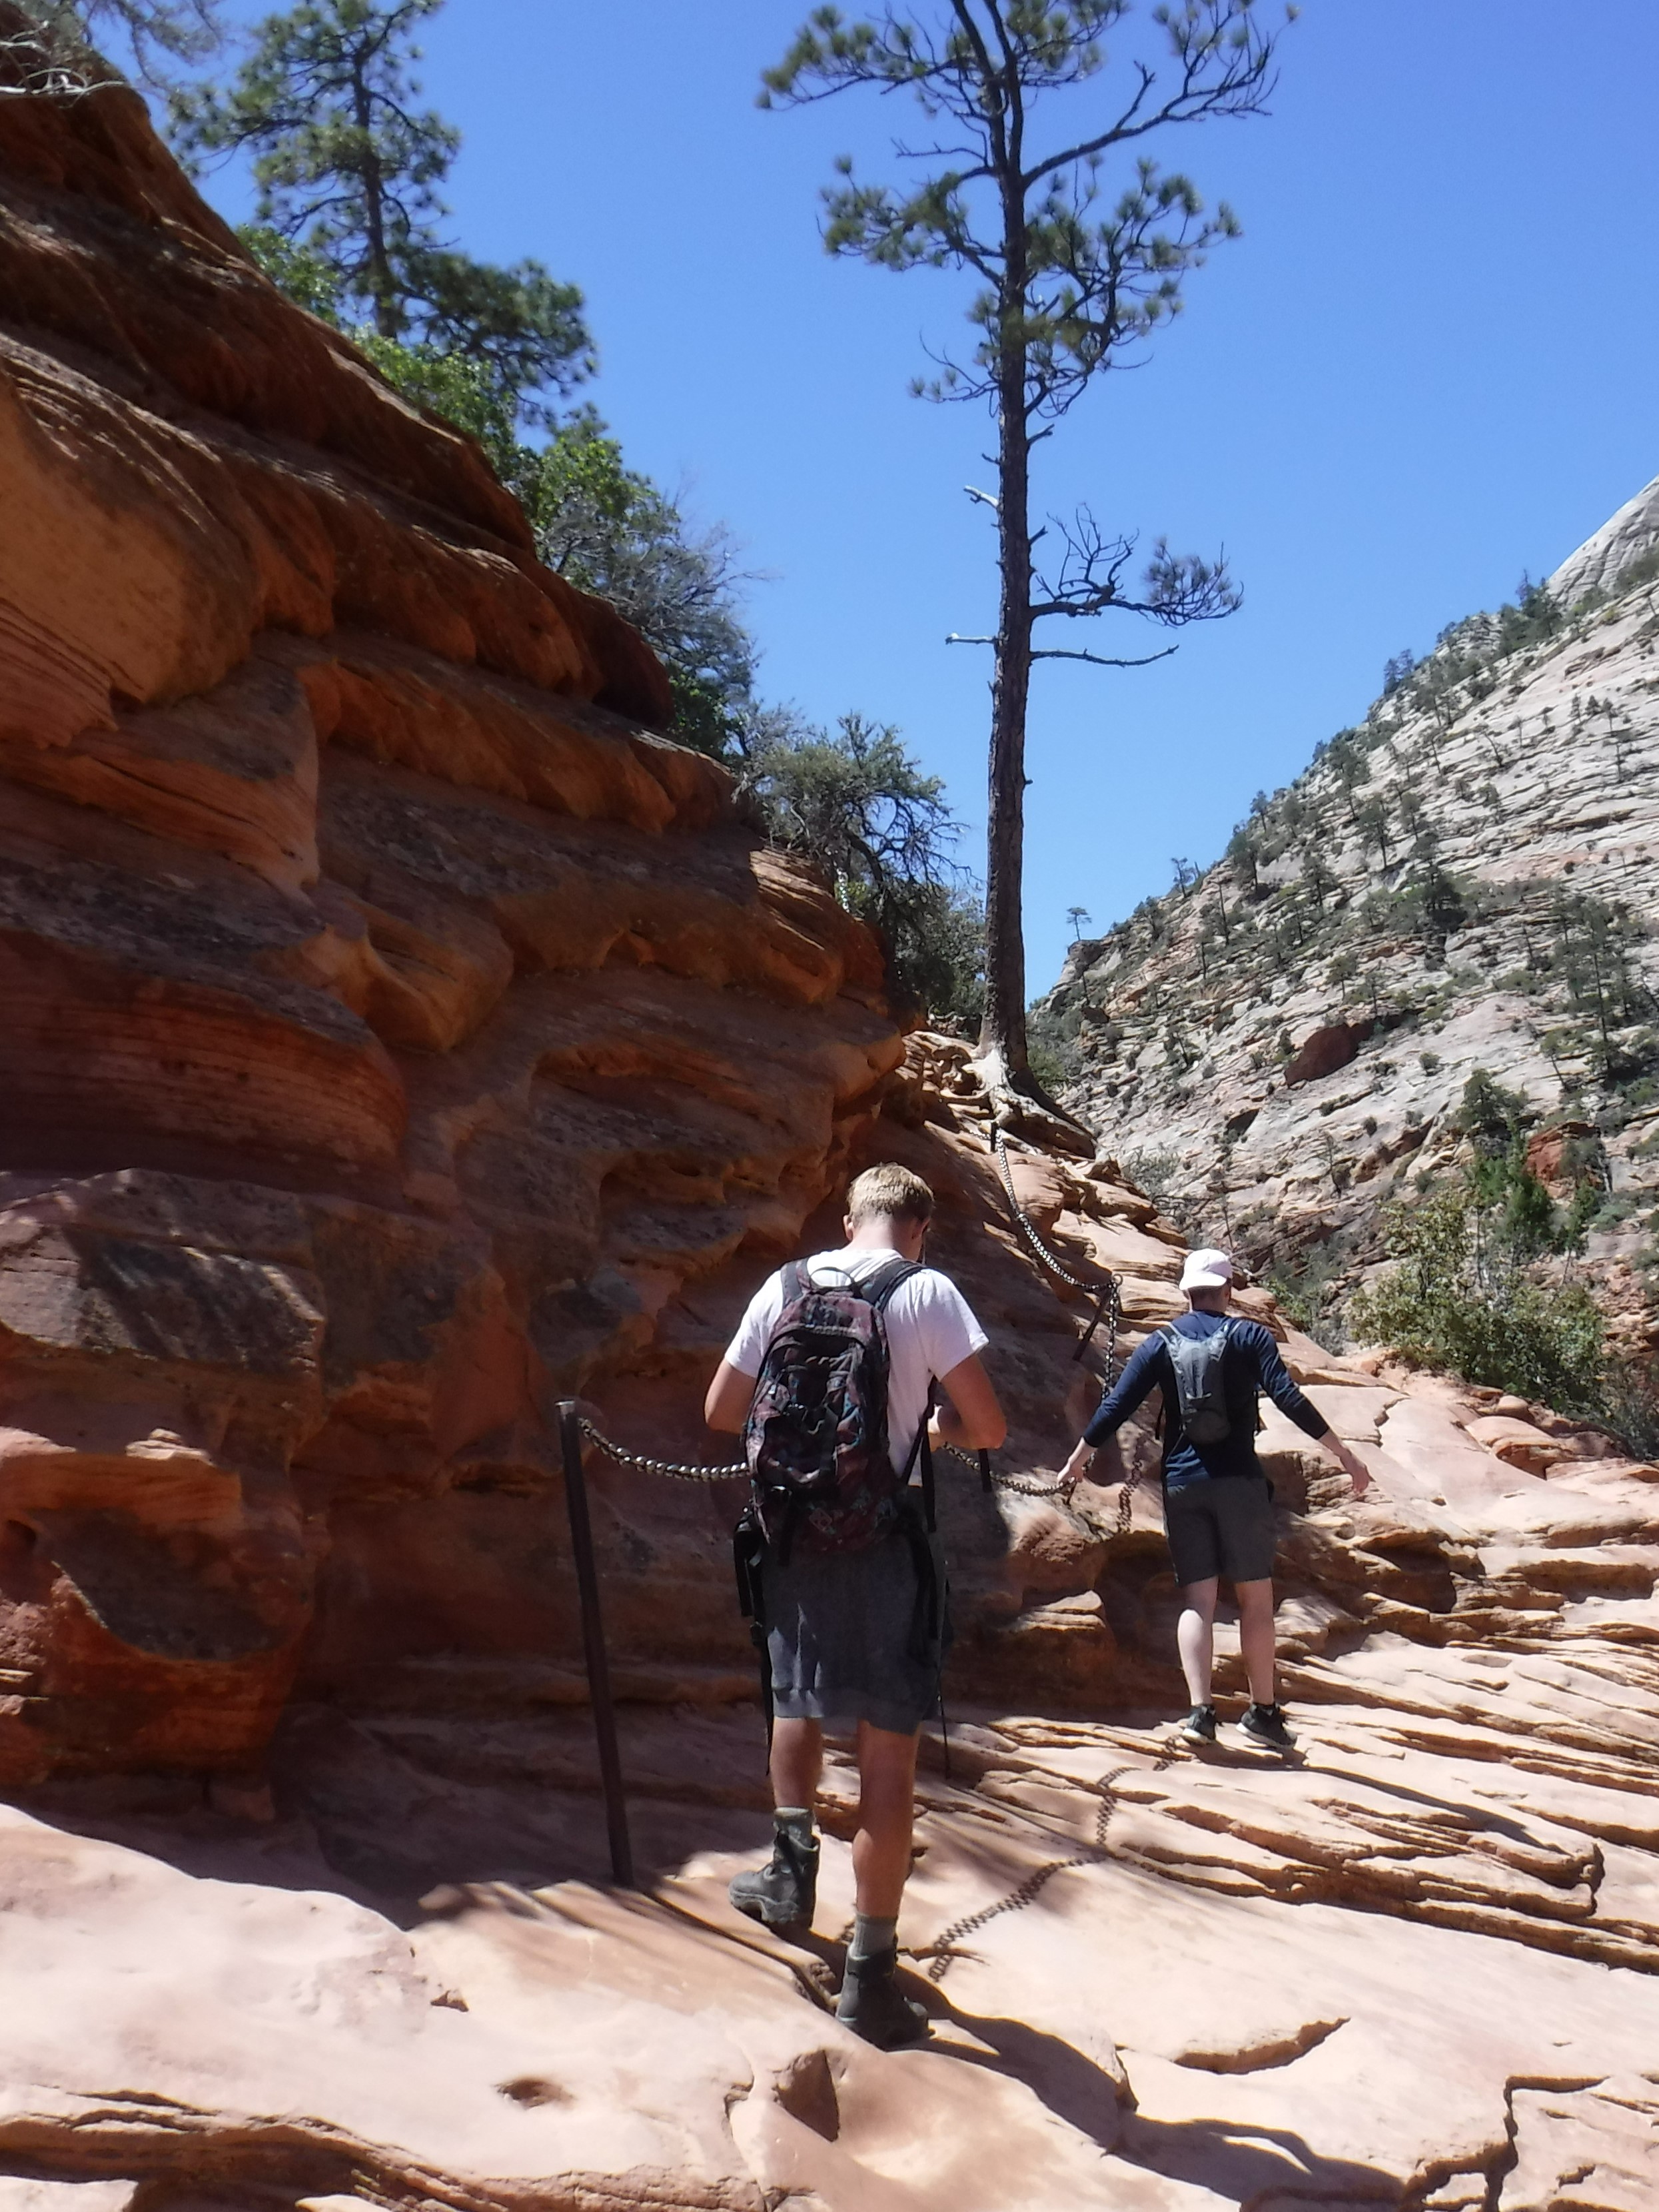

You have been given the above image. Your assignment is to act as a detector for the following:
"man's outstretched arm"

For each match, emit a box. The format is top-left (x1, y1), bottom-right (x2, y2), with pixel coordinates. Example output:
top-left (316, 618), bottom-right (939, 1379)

top-left (932, 1353), bottom-right (1006, 1452)
top-left (1252, 1327), bottom-right (1372, 1496)
top-left (1058, 1335), bottom-right (1165, 1491)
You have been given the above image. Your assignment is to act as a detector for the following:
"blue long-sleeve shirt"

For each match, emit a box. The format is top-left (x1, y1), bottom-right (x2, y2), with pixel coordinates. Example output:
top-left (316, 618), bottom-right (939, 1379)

top-left (1084, 1312), bottom-right (1331, 1489)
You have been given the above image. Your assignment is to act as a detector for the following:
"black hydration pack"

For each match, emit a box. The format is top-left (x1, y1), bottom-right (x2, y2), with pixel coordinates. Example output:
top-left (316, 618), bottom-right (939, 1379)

top-left (1161, 1321), bottom-right (1235, 1443)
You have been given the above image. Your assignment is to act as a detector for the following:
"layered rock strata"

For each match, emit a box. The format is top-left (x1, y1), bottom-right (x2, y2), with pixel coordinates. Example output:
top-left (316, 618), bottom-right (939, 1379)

top-left (0, 44), bottom-right (902, 1782)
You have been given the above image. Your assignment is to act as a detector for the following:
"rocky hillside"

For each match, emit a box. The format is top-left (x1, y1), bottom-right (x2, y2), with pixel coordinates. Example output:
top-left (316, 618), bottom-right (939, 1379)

top-left (1039, 481), bottom-right (1659, 1359)
top-left (3, 27), bottom-right (1659, 2211)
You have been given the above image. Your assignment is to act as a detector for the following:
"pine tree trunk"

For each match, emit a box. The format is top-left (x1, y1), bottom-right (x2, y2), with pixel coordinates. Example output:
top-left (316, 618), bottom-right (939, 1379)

top-left (354, 63), bottom-right (398, 338)
top-left (979, 429), bottom-right (1033, 1081)
top-left (977, 171), bottom-right (1033, 1087)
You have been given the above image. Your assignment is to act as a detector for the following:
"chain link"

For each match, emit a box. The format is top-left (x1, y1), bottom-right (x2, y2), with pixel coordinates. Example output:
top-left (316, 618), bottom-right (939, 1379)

top-left (989, 1126), bottom-right (1121, 1384)
top-left (578, 1418), bottom-right (1086, 1507)
top-left (990, 1125), bottom-right (1096, 1293)
top-left (921, 1746), bottom-right (1177, 1982)
top-left (575, 1416), bottom-right (745, 1484)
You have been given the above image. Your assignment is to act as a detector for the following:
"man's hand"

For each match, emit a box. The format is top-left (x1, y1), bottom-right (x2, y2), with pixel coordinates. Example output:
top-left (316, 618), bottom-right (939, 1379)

top-left (1325, 1434), bottom-right (1373, 1498)
top-left (1057, 1438), bottom-right (1096, 1498)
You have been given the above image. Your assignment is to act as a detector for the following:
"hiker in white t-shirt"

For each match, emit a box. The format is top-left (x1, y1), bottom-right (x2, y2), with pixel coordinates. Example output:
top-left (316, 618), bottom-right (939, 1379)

top-left (705, 1163), bottom-right (1005, 2049)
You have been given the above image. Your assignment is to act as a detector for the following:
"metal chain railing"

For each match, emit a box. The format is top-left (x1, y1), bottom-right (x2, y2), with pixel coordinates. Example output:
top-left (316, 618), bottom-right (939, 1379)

top-left (574, 1416), bottom-right (1107, 1514)
top-left (921, 1744), bottom-right (1177, 1983)
top-left (989, 1125), bottom-right (1122, 1382)
top-left (574, 1415), bottom-right (745, 1484)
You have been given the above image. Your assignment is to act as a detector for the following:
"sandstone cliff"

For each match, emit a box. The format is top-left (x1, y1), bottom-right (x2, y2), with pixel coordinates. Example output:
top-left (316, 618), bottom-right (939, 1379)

top-left (1039, 488), bottom-right (1659, 1359)
top-left (0, 41), bottom-right (910, 1780)
top-left (3, 35), bottom-right (1659, 2212)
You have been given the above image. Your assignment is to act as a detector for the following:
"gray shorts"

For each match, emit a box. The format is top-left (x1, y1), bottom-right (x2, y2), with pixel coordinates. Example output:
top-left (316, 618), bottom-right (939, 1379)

top-left (762, 1520), bottom-right (948, 1737)
top-left (1165, 1476), bottom-right (1277, 1586)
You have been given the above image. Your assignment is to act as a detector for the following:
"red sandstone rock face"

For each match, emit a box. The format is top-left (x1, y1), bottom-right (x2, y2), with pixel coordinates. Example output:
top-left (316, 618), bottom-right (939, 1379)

top-left (1525, 1117), bottom-right (1597, 1189)
top-left (0, 50), bottom-right (897, 1783)
top-left (1282, 1016), bottom-right (1375, 1087)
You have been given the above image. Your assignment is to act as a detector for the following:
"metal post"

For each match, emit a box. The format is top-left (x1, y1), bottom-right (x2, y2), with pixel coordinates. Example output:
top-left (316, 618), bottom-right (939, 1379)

top-left (556, 1399), bottom-right (634, 1889)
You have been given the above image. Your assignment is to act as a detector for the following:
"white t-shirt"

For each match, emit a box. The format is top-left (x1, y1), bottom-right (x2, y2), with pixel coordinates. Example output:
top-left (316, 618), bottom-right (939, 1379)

top-left (725, 1247), bottom-right (989, 1475)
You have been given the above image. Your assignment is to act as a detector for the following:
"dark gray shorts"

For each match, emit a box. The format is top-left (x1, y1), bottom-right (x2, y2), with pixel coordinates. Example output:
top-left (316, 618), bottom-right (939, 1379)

top-left (1165, 1476), bottom-right (1277, 1586)
top-left (762, 1522), bottom-right (948, 1737)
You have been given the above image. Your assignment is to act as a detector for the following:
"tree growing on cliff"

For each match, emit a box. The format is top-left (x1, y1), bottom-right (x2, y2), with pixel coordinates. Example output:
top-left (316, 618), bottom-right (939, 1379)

top-left (240, 228), bottom-right (754, 757)
top-left (8, 0), bottom-right (219, 90)
top-left (172, 0), bottom-right (589, 422)
top-left (744, 710), bottom-right (985, 1020)
top-left (762, 1), bottom-right (1290, 1092)
top-left (519, 416), bottom-right (758, 758)
top-left (1349, 1189), bottom-right (1604, 1413)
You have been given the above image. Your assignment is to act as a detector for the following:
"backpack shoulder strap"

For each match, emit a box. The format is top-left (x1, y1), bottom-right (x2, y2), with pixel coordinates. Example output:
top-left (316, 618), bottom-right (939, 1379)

top-left (898, 1379), bottom-right (938, 1532)
top-left (860, 1255), bottom-right (920, 1312)
top-left (781, 1259), bottom-right (813, 1303)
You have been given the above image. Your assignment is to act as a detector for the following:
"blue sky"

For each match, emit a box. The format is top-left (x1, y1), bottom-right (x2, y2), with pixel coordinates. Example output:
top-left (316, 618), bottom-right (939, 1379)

top-left (179, 1), bottom-right (1659, 998)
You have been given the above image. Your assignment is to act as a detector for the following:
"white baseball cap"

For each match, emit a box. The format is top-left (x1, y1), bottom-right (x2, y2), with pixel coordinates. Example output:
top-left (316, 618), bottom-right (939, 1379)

top-left (1179, 1247), bottom-right (1235, 1292)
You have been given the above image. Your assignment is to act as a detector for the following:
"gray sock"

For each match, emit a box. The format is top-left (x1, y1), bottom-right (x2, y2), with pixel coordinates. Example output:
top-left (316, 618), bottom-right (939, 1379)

top-left (774, 1806), bottom-right (816, 1850)
top-left (849, 1912), bottom-right (897, 1963)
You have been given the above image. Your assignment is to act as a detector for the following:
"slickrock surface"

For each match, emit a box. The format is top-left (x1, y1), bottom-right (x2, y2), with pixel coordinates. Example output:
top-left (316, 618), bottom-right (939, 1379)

top-left (1039, 492), bottom-right (1659, 1352)
top-left (3, 1238), bottom-right (1658, 2212)
top-left (1, 35), bottom-right (1658, 2211)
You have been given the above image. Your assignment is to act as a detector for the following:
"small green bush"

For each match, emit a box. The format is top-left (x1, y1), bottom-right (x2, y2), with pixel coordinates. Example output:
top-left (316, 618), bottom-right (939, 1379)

top-left (1349, 1191), bottom-right (1604, 1412)
top-left (1598, 1361), bottom-right (1659, 1463)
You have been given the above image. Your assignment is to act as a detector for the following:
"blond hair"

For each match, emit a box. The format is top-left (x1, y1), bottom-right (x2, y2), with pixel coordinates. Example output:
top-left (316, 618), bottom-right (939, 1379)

top-left (845, 1163), bottom-right (935, 1227)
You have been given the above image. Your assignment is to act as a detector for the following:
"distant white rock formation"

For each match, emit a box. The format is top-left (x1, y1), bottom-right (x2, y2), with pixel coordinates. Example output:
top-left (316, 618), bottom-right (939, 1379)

top-left (1548, 471), bottom-right (1659, 603)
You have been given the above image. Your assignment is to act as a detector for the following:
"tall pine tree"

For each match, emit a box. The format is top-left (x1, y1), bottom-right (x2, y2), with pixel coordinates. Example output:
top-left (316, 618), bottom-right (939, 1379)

top-left (172, 0), bottom-right (589, 422)
top-left (764, 1), bottom-right (1291, 1093)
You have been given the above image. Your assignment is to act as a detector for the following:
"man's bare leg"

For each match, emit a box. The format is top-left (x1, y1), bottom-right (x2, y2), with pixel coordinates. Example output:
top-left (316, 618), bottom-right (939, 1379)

top-left (851, 1720), bottom-right (919, 1916)
top-left (1235, 1576), bottom-right (1277, 1706)
top-left (770, 1716), bottom-right (824, 1814)
top-left (729, 1716), bottom-right (822, 1929)
top-left (1176, 1576), bottom-right (1219, 1706)
top-left (836, 1719), bottom-right (926, 2047)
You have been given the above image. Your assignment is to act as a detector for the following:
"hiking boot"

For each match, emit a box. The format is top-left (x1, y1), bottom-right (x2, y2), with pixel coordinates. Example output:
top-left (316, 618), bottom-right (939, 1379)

top-left (836, 1946), bottom-right (928, 2050)
top-left (728, 1825), bottom-right (819, 1930)
top-left (1240, 1701), bottom-right (1298, 1752)
top-left (1177, 1703), bottom-right (1218, 1746)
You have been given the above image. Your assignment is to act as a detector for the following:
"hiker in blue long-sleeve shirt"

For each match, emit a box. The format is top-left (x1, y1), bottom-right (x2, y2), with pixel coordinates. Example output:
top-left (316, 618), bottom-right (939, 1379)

top-left (1059, 1247), bottom-right (1371, 1751)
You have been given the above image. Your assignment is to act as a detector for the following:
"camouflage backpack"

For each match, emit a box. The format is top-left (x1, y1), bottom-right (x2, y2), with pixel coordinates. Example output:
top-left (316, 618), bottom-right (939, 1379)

top-left (743, 1256), bottom-right (925, 1553)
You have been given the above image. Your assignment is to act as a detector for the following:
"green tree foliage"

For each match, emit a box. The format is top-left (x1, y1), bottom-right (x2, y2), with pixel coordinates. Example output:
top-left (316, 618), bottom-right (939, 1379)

top-left (1347, 1067), bottom-right (1630, 1408)
top-left (239, 229), bottom-right (753, 759)
top-left (8, 0), bottom-right (220, 89)
top-left (1493, 575), bottom-right (1564, 659)
top-left (518, 418), bottom-right (755, 758)
top-left (1349, 1189), bottom-right (1605, 1413)
top-left (762, 0), bottom-right (1287, 1082)
top-left (1225, 822), bottom-right (1259, 891)
top-left (1452, 1068), bottom-right (1582, 1258)
top-left (172, 0), bottom-right (589, 419)
top-left (743, 712), bottom-right (984, 1021)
